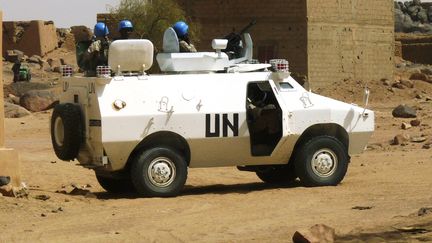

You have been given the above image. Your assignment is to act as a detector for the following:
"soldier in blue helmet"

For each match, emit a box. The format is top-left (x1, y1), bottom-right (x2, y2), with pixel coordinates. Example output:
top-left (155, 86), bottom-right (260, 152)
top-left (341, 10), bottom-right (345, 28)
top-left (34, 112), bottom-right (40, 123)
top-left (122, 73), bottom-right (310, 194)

top-left (118, 20), bottom-right (134, 40)
top-left (81, 22), bottom-right (111, 76)
top-left (173, 21), bottom-right (197, 52)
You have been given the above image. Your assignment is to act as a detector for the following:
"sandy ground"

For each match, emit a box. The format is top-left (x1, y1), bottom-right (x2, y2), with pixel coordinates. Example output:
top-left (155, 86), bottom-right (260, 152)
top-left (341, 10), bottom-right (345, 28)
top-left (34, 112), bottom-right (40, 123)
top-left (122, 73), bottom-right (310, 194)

top-left (1, 57), bottom-right (432, 242)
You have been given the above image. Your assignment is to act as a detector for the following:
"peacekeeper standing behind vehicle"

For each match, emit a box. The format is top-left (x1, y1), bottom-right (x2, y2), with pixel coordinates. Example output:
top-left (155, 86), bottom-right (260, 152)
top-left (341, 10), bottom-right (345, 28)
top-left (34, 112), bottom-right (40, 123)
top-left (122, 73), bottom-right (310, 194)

top-left (117, 20), bottom-right (134, 40)
top-left (11, 59), bottom-right (21, 82)
top-left (173, 21), bottom-right (197, 53)
top-left (81, 22), bottom-right (111, 77)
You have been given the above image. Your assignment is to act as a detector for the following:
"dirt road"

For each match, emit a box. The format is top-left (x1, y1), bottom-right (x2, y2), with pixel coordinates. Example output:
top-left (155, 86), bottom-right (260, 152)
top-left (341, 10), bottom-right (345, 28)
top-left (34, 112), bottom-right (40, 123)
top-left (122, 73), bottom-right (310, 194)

top-left (1, 57), bottom-right (432, 241)
top-left (1, 94), bottom-right (432, 242)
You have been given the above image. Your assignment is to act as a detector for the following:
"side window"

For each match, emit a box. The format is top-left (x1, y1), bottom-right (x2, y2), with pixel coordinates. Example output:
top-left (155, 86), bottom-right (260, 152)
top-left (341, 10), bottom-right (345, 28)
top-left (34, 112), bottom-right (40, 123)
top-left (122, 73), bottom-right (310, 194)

top-left (279, 82), bottom-right (294, 91)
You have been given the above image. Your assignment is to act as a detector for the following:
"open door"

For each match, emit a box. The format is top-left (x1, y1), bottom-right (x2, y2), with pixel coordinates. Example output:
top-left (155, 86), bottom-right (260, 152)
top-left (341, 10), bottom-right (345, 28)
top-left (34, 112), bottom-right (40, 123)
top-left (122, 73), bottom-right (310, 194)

top-left (246, 81), bottom-right (283, 156)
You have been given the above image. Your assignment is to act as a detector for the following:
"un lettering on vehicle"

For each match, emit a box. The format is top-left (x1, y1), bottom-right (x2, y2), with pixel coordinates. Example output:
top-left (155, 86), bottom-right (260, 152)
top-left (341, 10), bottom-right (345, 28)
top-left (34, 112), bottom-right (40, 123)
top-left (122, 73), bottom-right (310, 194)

top-left (205, 113), bottom-right (239, 138)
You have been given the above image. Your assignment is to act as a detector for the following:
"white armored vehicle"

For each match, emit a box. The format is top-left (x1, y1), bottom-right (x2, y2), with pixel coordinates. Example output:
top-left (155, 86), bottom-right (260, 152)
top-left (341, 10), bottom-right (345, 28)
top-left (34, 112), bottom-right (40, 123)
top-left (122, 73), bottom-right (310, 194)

top-left (51, 27), bottom-right (374, 197)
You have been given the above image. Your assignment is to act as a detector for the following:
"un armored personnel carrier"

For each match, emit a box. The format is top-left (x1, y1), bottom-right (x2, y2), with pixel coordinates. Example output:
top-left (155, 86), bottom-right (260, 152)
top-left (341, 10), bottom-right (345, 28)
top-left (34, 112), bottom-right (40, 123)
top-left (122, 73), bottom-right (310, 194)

top-left (51, 27), bottom-right (374, 197)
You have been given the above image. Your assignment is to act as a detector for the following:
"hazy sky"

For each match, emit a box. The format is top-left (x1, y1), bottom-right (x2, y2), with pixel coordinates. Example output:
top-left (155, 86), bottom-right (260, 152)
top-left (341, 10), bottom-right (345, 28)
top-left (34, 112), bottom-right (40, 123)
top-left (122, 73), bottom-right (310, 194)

top-left (0, 0), bottom-right (120, 28)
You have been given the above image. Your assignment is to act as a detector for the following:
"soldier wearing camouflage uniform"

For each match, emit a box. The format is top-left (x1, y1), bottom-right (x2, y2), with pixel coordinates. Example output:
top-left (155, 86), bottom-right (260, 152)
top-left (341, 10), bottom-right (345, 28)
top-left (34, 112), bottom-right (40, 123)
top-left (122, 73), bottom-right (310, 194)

top-left (81, 22), bottom-right (111, 77)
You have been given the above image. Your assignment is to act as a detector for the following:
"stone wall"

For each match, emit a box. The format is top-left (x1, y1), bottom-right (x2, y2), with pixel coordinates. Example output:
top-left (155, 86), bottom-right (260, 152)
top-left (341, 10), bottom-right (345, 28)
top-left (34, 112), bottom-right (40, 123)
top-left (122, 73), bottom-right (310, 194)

top-left (177, 0), bottom-right (308, 77)
top-left (3, 20), bottom-right (58, 57)
top-left (177, 0), bottom-right (394, 88)
top-left (396, 33), bottom-right (432, 64)
top-left (307, 0), bottom-right (395, 88)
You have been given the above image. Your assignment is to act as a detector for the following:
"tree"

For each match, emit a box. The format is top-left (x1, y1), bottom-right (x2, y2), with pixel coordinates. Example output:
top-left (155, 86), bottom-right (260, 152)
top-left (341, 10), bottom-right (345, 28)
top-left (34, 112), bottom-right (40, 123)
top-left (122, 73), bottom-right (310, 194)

top-left (109, 0), bottom-right (200, 51)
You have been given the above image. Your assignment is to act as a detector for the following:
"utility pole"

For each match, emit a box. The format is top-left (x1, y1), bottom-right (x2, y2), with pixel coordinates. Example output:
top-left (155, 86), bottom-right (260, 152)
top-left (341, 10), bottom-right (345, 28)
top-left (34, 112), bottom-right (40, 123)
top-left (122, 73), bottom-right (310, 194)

top-left (0, 11), bottom-right (22, 187)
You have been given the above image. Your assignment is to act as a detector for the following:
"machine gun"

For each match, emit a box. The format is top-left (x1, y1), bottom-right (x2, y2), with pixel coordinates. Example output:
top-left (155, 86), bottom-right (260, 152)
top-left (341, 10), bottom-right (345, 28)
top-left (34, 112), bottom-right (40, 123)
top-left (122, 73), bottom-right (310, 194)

top-left (223, 20), bottom-right (257, 59)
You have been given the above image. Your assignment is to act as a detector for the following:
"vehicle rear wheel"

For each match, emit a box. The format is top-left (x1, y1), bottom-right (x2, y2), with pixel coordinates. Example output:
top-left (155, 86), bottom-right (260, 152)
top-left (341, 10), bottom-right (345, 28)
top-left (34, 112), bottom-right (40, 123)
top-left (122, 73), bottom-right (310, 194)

top-left (96, 173), bottom-right (135, 193)
top-left (295, 136), bottom-right (349, 187)
top-left (51, 103), bottom-right (83, 161)
top-left (256, 165), bottom-right (296, 184)
top-left (131, 147), bottom-right (187, 197)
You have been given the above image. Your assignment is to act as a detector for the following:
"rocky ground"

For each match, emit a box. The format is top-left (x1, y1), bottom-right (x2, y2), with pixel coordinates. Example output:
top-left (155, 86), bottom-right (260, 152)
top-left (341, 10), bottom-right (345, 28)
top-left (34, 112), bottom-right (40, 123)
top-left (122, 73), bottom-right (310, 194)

top-left (1, 51), bottom-right (432, 242)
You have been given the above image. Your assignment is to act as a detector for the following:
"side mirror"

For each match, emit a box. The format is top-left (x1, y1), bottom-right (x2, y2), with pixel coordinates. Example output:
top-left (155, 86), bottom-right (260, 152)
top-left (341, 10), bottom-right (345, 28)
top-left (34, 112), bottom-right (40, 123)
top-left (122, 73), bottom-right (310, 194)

top-left (212, 39), bottom-right (228, 58)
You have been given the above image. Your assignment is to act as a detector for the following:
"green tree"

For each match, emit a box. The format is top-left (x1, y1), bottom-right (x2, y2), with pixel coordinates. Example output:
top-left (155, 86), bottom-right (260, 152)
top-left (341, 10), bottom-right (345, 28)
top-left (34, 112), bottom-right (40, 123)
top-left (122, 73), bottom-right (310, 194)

top-left (109, 0), bottom-right (200, 51)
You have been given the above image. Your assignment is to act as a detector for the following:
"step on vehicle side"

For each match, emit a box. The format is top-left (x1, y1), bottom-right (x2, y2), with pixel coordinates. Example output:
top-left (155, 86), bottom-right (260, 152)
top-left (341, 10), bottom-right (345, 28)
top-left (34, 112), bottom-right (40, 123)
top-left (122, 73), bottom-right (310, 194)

top-left (51, 27), bottom-right (374, 197)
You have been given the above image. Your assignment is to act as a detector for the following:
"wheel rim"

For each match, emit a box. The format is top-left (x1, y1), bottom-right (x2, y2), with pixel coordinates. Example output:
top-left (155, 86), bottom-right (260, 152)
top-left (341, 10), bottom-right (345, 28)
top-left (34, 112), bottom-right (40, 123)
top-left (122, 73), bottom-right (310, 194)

top-left (311, 148), bottom-right (338, 178)
top-left (54, 117), bottom-right (65, 146)
top-left (147, 157), bottom-right (176, 188)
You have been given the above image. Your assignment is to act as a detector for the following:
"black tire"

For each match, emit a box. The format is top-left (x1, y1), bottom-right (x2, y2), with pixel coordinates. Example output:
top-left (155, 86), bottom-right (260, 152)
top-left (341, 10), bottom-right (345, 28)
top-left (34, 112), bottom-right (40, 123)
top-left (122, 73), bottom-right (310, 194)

top-left (295, 136), bottom-right (349, 187)
top-left (131, 147), bottom-right (187, 197)
top-left (96, 173), bottom-right (135, 193)
top-left (51, 103), bottom-right (83, 161)
top-left (256, 165), bottom-right (297, 184)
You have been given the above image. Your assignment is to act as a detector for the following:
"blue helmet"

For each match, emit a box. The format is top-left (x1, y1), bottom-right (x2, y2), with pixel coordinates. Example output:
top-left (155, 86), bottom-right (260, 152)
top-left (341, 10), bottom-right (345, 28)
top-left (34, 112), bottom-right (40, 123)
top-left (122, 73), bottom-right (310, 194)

top-left (119, 20), bottom-right (133, 31)
top-left (94, 22), bottom-right (109, 37)
top-left (173, 21), bottom-right (189, 38)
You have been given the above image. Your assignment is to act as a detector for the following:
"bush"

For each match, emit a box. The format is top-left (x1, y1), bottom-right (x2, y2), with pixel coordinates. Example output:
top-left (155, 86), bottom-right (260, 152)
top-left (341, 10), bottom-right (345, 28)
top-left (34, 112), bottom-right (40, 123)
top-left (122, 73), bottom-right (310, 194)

top-left (109, 0), bottom-right (200, 51)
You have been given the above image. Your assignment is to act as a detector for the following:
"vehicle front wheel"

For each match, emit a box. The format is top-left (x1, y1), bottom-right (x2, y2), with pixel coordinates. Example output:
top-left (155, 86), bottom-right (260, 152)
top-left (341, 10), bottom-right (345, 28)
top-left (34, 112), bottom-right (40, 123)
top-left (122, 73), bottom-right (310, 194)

top-left (130, 147), bottom-right (187, 197)
top-left (295, 136), bottom-right (349, 187)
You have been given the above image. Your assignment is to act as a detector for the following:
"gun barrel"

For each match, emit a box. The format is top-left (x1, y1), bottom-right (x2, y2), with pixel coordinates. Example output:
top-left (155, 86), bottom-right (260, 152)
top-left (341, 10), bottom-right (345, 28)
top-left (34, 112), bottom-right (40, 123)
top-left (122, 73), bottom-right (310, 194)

top-left (239, 20), bottom-right (257, 34)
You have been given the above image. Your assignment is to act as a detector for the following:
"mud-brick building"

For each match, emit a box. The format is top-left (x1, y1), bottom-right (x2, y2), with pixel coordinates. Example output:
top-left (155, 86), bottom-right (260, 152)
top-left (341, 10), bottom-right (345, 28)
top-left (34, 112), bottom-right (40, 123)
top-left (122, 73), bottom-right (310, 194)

top-left (178, 0), bottom-right (395, 88)
top-left (2, 20), bottom-right (58, 57)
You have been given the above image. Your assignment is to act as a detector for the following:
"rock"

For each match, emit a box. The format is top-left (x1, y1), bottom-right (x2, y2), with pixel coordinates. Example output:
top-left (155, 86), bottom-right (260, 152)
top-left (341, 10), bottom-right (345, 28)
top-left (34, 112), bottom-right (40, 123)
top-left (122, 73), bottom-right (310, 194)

top-left (420, 68), bottom-right (432, 75)
top-left (19, 90), bottom-right (58, 112)
top-left (410, 119), bottom-right (421, 126)
top-left (27, 55), bottom-right (42, 64)
top-left (4, 102), bottom-right (31, 118)
top-left (69, 187), bottom-right (91, 196)
top-left (47, 58), bottom-right (61, 68)
top-left (56, 184), bottom-right (95, 198)
top-left (401, 122), bottom-right (412, 130)
top-left (0, 176), bottom-right (11, 187)
top-left (367, 143), bottom-right (383, 150)
top-left (392, 82), bottom-right (405, 89)
top-left (5, 50), bottom-right (24, 62)
top-left (52, 66), bottom-right (62, 73)
top-left (7, 94), bottom-right (20, 104)
top-left (410, 72), bottom-right (428, 81)
top-left (0, 185), bottom-right (29, 198)
top-left (429, 6), bottom-right (432, 22)
top-left (392, 105), bottom-right (417, 118)
top-left (392, 134), bottom-right (411, 145)
top-left (34, 194), bottom-right (50, 201)
top-left (292, 224), bottom-right (335, 243)
top-left (415, 94), bottom-right (424, 99)
top-left (352, 206), bottom-right (373, 210)
top-left (418, 207), bottom-right (432, 216)
top-left (411, 136), bottom-right (427, 143)
top-left (400, 79), bottom-right (414, 88)
top-left (382, 79), bottom-right (391, 86)
top-left (51, 207), bottom-right (63, 213)
top-left (4, 82), bottom-right (52, 97)
top-left (423, 144), bottom-right (431, 149)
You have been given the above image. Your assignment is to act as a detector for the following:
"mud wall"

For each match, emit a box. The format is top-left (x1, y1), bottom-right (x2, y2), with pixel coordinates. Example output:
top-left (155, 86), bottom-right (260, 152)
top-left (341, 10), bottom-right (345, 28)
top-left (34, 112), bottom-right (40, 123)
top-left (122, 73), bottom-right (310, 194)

top-left (178, 0), bottom-right (394, 88)
top-left (177, 0), bottom-right (308, 78)
top-left (2, 20), bottom-right (58, 57)
top-left (306, 0), bottom-right (394, 88)
top-left (396, 33), bottom-right (432, 65)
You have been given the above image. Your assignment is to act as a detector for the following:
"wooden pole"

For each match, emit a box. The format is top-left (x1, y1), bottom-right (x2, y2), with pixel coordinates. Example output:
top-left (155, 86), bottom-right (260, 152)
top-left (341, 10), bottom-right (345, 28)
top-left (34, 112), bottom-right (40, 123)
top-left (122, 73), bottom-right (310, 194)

top-left (0, 11), bottom-right (5, 147)
top-left (0, 11), bottom-right (22, 188)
